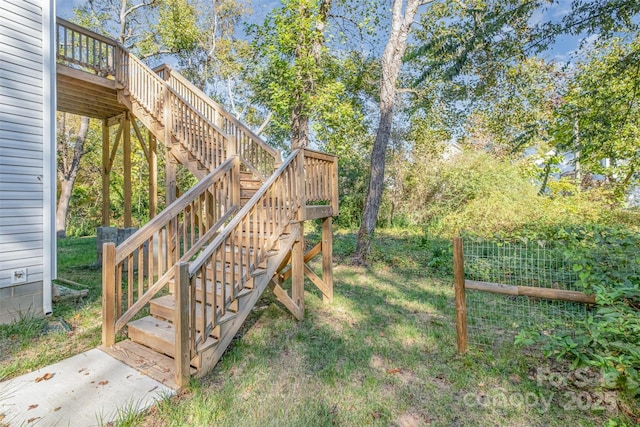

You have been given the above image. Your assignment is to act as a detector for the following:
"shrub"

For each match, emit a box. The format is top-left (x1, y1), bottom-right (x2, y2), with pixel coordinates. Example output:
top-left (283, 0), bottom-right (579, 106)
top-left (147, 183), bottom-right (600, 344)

top-left (517, 226), bottom-right (640, 398)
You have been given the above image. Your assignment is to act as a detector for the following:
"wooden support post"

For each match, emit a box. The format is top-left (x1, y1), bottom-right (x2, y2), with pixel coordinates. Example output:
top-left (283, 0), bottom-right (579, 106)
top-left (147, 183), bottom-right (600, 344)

top-left (453, 237), bottom-right (468, 354)
top-left (330, 158), bottom-right (339, 216)
top-left (291, 222), bottom-right (305, 318)
top-left (102, 242), bottom-right (116, 347)
top-left (149, 132), bottom-right (157, 218)
top-left (174, 262), bottom-right (190, 389)
top-left (297, 151), bottom-right (307, 221)
top-left (232, 156), bottom-right (240, 207)
top-left (165, 154), bottom-right (177, 206)
top-left (321, 217), bottom-right (333, 303)
top-left (101, 120), bottom-right (110, 226)
top-left (165, 154), bottom-right (177, 264)
top-left (123, 114), bottom-right (132, 227)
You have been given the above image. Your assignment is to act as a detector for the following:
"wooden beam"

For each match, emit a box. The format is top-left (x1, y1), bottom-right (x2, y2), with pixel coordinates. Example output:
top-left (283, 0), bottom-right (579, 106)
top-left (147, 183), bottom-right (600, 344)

top-left (102, 242), bottom-right (116, 347)
top-left (322, 217), bottom-right (333, 303)
top-left (453, 237), bottom-right (468, 354)
top-left (291, 222), bottom-right (305, 319)
top-left (165, 153), bottom-right (178, 265)
top-left (303, 264), bottom-right (331, 299)
top-left (280, 242), bottom-right (321, 282)
top-left (109, 123), bottom-right (123, 170)
top-left (123, 114), bottom-right (132, 228)
top-left (131, 117), bottom-right (150, 162)
top-left (165, 152), bottom-right (178, 206)
top-left (149, 132), bottom-right (157, 218)
top-left (174, 262), bottom-right (191, 389)
top-left (57, 63), bottom-right (117, 90)
top-left (107, 113), bottom-right (125, 128)
top-left (305, 205), bottom-right (333, 220)
top-left (101, 120), bottom-right (110, 226)
top-left (269, 279), bottom-right (303, 320)
top-left (464, 280), bottom-right (596, 304)
top-left (305, 242), bottom-right (322, 263)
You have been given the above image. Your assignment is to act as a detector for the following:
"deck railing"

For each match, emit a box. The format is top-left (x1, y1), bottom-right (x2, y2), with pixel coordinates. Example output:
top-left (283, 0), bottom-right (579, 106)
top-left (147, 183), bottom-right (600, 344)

top-left (56, 18), bottom-right (117, 76)
top-left (302, 149), bottom-right (339, 216)
top-left (155, 65), bottom-right (281, 180)
top-left (102, 157), bottom-right (240, 345)
top-left (57, 18), bottom-right (232, 172)
top-left (57, 19), bottom-right (280, 179)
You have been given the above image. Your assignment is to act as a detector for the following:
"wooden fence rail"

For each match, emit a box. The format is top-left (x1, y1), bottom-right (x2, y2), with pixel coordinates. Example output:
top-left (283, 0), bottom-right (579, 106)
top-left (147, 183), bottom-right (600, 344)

top-left (452, 237), bottom-right (596, 354)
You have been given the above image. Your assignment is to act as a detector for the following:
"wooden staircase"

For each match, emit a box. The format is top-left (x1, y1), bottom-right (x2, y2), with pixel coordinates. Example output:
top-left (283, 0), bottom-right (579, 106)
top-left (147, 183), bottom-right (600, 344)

top-left (55, 19), bottom-right (338, 390)
top-left (60, 30), bottom-right (335, 391)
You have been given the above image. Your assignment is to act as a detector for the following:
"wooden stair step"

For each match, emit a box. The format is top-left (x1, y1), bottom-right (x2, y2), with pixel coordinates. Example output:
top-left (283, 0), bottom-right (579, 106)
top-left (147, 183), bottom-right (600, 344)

top-left (101, 339), bottom-right (193, 391)
top-left (240, 171), bottom-right (258, 179)
top-left (150, 294), bottom-right (242, 330)
top-left (127, 316), bottom-right (217, 369)
top-left (240, 180), bottom-right (263, 190)
top-left (169, 276), bottom-right (257, 304)
top-left (127, 316), bottom-right (177, 359)
top-left (241, 189), bottom-right (258, 198)
top-left (151, 294), bottom-right (213, 323)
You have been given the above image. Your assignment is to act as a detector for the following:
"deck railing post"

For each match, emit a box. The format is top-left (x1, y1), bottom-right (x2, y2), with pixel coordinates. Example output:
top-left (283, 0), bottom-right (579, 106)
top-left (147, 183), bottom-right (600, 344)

top-left (297, 150), bottom-right (307, 221)
top-left (291, 222), bottom-right (305, 319)
top-left (321, 217), bottom-right (333, 303)
top-left (453, 237), bottom-right (468, 354)
top-left (102, 242), bottom-right (116, 347)
top-left (174, 262), bottom-right (190, 388)
top-left (232, 156), bottom-right (240, 208)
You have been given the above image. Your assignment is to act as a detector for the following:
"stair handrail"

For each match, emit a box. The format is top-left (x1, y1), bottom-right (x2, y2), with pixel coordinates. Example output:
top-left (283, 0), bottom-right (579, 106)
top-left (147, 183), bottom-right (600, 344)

top-left (154, 64), bottom-right (281, 179)
top-left (56, 18), bottom-right (233, 172)
top-left (189, 149), bottom-right (302, 276)
top-left (102, 157), bottom-right (241, 342)
top-left (185, 149), bottom-right (304, 351)
top-left (119, 53), bottom-right (234, 171)
top-left (115, 157), bottom-right (238, 264)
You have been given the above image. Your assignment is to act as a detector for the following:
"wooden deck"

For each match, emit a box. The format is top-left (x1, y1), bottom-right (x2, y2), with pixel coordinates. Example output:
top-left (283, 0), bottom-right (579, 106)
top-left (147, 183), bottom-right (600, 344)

top-left (57, 64), bottom-right (126, 119)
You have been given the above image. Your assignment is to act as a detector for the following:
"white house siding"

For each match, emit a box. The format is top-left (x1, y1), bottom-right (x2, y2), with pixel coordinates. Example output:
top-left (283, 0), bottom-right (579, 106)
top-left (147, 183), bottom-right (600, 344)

top-left (0, 0), bottom-right (52, 323)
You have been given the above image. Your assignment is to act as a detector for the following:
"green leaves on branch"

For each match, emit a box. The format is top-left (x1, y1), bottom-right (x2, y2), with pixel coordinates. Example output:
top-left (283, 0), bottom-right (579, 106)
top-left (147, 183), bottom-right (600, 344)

top-left (521, 226), bottom-right (640, 397)
top-left (156, 0), bottom-right (199, 53)
top-left (552, 35), bottom-right (640, 200)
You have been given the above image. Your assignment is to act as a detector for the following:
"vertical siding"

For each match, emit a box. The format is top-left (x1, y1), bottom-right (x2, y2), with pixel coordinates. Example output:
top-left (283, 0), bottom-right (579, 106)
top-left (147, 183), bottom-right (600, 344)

top-left (0, 0), bottom-right (45, 289)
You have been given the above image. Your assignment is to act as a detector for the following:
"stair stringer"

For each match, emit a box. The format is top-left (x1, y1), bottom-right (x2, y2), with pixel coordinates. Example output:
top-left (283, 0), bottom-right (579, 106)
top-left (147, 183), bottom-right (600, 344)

top-left (195, 226), bottom-right (301, 376)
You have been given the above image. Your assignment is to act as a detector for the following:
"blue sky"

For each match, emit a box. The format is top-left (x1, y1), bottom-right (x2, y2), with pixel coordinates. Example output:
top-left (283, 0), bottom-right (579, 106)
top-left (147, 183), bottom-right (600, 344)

top-left (54, 0), bottom-right (592, 64)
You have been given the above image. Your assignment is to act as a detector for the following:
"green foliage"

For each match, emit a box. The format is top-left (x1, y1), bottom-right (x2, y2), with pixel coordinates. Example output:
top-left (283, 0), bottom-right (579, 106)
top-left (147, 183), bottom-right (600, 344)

top-left (552, 35), bottom-right (640, 200)
top-left (518, 227), bottom-right (640, 397)
top-left (156, 0), bottom-right (200, 52)
top-left (400, 149), bottom-right (631, 239)
top-left (0, 313), bottom-right (46, 342)
top-left (248, 0), bottom-right (370, 151)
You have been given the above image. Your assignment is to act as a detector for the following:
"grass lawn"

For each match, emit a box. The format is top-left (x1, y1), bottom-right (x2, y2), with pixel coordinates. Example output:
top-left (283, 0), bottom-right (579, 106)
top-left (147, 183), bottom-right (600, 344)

top-left (1, 229), bottom-right (637, 426)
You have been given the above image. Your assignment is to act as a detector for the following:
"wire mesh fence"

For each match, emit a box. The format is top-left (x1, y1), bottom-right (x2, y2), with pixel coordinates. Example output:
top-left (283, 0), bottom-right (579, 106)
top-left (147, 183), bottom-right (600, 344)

top-left (459, 238), bottom-right (592, 348)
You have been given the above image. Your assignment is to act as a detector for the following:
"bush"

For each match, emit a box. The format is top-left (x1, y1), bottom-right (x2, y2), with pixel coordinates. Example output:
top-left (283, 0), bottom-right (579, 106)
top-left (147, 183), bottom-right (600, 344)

top-left (404, 151), bottom-right (633, 238)
top-left (516, 226), bottom-right (640, 398)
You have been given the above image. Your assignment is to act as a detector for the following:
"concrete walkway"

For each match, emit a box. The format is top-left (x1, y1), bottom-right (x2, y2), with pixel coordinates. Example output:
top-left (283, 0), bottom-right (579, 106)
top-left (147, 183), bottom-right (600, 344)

top-left (0, 348), bottom-right (174, 426)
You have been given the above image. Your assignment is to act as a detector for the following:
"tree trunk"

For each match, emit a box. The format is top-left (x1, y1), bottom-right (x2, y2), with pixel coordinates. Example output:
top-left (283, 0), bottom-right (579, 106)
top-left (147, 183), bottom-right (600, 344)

top-left (353, 0), bottom-right (420, 264)
top-left (291, 0), bottom-right (332, 149)
top-left (56, 115), bottom-right (90, 238)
